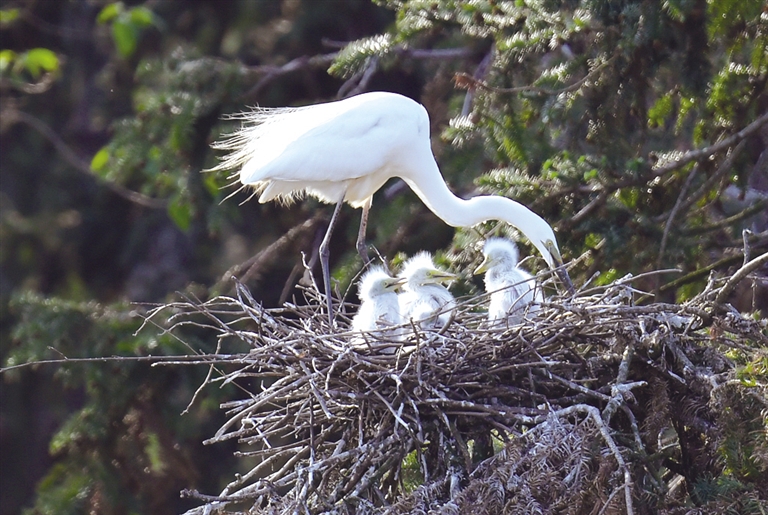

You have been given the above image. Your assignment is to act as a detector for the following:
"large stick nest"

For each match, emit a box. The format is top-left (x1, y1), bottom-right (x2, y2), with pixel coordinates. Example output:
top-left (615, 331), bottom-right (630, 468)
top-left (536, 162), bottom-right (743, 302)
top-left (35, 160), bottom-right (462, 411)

top-left (150, 264), bottom-right (768, 515)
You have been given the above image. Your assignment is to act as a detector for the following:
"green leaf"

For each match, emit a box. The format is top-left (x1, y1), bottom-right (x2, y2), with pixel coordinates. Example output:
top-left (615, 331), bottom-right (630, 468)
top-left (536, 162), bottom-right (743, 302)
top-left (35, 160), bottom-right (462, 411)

top-left (203, 171), bottom-right (222, 197)
top-left (584, 233), bottom-right (602, 249)
top-left (24, 48), bottom-right (59, 77)
top-left (168, 196), bottom-right (192, 231)
top-left (583, 168), bottom-right (598, 181)
top-left (0, 8), bottom-right (19, 26)
top-left (144, 431), bottom-right (166, 473)
top-left (0, 49), bottom-right (16, 72)
top-left (112, 19), bottom-right (138, 58)
top-left (617, 188), bottom-right (639, 209)
top-left (648, 93), bottom-right (673, 129)
top-left (97, 2), bottom-right (124, 24)
top-left (90, 147), bottom-right (110, 174)
top-left (129, 6), bottom-right (155, 27)
top-left (675, 95), bottom-right (696, 133)
top-left (595, 268), bottom-right (619, 286)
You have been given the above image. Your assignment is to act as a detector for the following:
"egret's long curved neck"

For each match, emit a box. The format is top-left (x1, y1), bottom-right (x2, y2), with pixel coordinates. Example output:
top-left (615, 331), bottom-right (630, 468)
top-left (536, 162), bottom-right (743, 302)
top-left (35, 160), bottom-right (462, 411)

top-left (400, 154), bottom-right (551, 252)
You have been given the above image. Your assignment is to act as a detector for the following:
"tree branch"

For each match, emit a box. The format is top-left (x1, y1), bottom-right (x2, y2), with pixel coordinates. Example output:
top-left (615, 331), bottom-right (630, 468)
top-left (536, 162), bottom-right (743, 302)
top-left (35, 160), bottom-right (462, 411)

top-left (455, 54), bottom-right (615, 97)
top-left (8, 109), bottom-right (168, 209)
top-left (650, 111), bottom-right (768, 178)
top-left (715, 251), bottom-right (768, 305)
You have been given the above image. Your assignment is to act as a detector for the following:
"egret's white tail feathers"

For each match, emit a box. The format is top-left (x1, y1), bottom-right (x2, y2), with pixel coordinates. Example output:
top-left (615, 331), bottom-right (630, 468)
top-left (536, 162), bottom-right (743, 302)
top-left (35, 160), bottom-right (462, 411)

top-left (210, 103), bottom-right (360, 206)
top-left (210, 103), bottom-right (345, 180)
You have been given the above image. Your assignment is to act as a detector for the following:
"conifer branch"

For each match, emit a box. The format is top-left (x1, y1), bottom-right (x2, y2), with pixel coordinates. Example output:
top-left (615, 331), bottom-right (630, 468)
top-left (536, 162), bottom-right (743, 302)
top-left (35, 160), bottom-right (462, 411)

top-left (650, 111), bottom-right (768, 177)
top-left (454, 55), bottom-right (615, 96)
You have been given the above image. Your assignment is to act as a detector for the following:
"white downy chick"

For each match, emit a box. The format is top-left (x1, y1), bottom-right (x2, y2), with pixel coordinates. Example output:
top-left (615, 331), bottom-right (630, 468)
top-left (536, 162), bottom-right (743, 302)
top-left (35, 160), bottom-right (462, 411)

top-left (351, 266), bottom-right (402, 340)
top-left (398, 252), bottom-right (457, 329)
top-left (475, 238), bottom-right (543, 324)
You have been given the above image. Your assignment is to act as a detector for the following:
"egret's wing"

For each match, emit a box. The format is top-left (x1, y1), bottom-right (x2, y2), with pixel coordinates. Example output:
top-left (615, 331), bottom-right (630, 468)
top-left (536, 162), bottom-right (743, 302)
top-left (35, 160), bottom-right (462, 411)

top-left (220, 94), bottom-right (420, 185)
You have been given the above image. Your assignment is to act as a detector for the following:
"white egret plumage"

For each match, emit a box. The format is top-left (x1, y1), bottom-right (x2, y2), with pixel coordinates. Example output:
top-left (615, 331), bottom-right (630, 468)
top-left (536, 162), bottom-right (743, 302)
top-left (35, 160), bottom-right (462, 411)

top-left (211, 91), bottom-right (572, 325)
top-left (475, 238), bottom-right (543, 324)
top-left (351, 266), bottom-right (402, 340)
top-left (397, 252), bottom-right (457, 329)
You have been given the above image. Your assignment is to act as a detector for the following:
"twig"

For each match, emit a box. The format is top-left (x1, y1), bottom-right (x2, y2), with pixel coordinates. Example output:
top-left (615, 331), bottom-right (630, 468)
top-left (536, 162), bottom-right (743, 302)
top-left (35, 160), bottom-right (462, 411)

top-left (656, 167), bottom-right (699, 295)
top-left (652, 139), bottom-right (747, 224)
top-left (238, 53), bottom-right (338, 101)
top-left (455, 54), bottom-right (615, 96)
top-left (551, 114), bottom-right (768, 217)
top-left (650, 112), bottom-right (768, 178)
top-left (338, 56), bottom-right (379, 98)
top-left (715, 251), bottom-right (768, 305)
top-left (0, 353), bottom-right (243, 374)
top-left (9, 109), bottom-right (167, 209)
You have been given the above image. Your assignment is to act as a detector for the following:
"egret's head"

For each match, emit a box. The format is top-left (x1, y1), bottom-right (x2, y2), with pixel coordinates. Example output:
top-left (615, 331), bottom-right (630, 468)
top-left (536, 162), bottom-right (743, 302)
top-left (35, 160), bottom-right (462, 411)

top-left (398, 252), bottom-right (457, 289)
top-left (358, 266), bottom-right (400, 301)
top-left (538, 238), bottom-right (575, 293)
top-left (513, 213), bottom-right (574, 293)
top-left (474, 238), bottom-right (520, 275)
top-left (519, 214), bottom-right (561, 271)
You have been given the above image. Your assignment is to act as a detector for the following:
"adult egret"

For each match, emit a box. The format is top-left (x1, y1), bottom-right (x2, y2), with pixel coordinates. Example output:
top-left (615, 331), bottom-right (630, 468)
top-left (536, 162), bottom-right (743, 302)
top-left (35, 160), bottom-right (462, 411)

top-left (475, 238), bottom-right (543, 324)
top-left (211, 91), bottom-right (572, 325)
top-left (351, 266), bottom-right (402, 341)
top-left (397, 252), bottom-right (457, 329)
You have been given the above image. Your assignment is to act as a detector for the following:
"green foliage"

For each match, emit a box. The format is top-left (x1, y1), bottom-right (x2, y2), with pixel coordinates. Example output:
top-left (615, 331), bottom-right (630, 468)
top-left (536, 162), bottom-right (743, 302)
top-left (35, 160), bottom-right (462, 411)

top-left (25, 463), bottom-right (93, 515)
top-left (5, 291), bottom-right (229, 513)
top-left (95, 50), bottom-right (242, 229)
top-left (97, 2), bottom-right (161, 58)
top-left (346, 0), bottom-right (768, 293)
top-left (400, 449), bottom-right (425, 493)
top-left (690, 475), bottom-right (768, 514)
top-left (168, 194), bottom-right (193, 232)
top-left (329, 34), bottom-right (395, 78)
top-left (648, 92), bottom-right (674, 129)
top-left (6, 292), bottom-right (183, 383)
top-left (0, 48), bottom-right (59, 80)
top-left (0, 7), bottom-right (19, 26)
top-left (707, 0), bottom-right (764, 40)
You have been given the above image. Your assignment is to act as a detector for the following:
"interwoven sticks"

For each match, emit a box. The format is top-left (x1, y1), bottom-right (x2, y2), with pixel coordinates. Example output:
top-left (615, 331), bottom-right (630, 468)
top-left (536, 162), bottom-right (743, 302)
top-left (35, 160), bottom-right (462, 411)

top-left (146, 269), bottom-right (766, 515)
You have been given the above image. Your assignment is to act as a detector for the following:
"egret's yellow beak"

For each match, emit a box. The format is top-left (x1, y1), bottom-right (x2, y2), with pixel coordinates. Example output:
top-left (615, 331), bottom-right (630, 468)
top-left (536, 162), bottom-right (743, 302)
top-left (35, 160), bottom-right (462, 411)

top-left (428, 270), bottom-right (458, 284)
top-left (545, 241), bottom-right (575, 294)
top-left (474, 256), bottom-right (491, 275)
top-left (383, 277), bottom-right (403, 291)
top-left (546, 242), bottom-right (563, 268)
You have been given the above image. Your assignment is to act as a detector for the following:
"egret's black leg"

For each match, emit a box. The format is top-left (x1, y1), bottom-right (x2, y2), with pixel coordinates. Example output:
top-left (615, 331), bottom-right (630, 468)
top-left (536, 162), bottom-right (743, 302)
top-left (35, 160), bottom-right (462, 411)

top-left (320, 198), bottom-right (345, 327)
top-left (356, 202), bottom-right (371, 264)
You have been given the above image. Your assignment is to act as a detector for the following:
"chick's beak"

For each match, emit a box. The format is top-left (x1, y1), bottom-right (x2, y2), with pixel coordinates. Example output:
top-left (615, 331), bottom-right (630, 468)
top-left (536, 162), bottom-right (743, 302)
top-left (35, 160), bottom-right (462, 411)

top-left (429, 270), bottom-right (458, 284)
top-left (386, 277), bottom-right (405, 291)
top-left (474, 256), bottom-right (491, 275)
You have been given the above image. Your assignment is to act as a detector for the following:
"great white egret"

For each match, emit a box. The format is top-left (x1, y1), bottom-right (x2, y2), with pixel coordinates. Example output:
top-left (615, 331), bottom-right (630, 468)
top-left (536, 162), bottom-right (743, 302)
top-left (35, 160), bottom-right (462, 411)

top-left (475, 238), bottom-right (543, 324)
top-left (397, 252), bottom-right (457, 329)
top-left (351, 266), bottom-right (402, 340)
top-left (211, 91), bottom-right (572, 325)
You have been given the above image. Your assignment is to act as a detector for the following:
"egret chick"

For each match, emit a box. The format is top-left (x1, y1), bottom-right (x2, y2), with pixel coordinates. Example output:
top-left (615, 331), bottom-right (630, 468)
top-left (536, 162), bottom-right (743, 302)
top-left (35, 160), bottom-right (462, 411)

top-left (398, 252), bottom-right (457, 329)
top-left (210, 91), bottom-right (572, 326)
top-left (351, 266), bottom-right (402, 341)
top-left (475, 238), bottom-right (543, 324)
